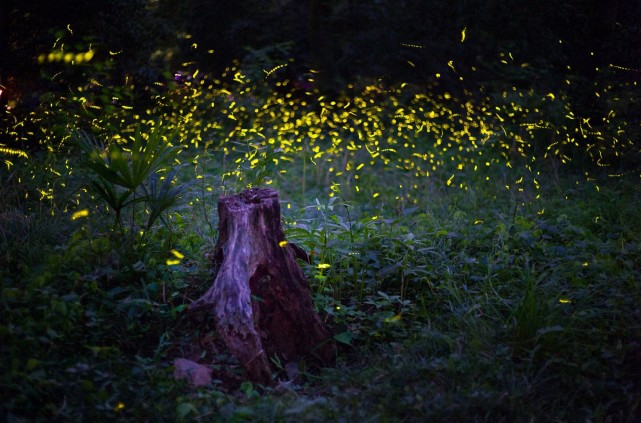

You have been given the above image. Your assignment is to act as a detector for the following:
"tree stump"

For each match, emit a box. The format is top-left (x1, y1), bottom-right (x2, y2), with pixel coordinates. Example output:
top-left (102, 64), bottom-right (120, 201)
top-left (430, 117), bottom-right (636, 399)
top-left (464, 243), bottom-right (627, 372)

top-left (189, 188), bottom-right (335, 385)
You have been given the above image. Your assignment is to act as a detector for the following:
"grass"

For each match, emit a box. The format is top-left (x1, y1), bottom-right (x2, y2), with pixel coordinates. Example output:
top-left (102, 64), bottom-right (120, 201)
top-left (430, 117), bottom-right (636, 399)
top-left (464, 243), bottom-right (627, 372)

top-left (1, 62), bottom-right (640, 421)
top-left (2, 170), bottom-right (639, 422)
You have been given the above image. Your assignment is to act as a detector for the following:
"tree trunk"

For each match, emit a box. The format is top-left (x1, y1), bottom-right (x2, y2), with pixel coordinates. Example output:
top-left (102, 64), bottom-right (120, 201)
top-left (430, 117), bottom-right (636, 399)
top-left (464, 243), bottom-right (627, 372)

top-left (189, 188), bottom-right (335, 385)
top-left (0, 0), bottom-right (8, 109)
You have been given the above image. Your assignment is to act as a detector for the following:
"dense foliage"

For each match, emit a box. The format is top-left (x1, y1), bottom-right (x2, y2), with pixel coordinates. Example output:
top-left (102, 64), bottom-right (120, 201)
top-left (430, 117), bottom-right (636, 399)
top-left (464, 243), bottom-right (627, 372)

top-left (1, 1), bottom-right (640, 421)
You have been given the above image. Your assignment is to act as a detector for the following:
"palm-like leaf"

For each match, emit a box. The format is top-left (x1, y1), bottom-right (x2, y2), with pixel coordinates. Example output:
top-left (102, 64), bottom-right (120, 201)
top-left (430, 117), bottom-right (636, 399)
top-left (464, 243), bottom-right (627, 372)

top-left (78, 125), bottom-right (186, 233)
top-left (79, 132), bottom-right (133, 189)
top-left (145, 166), bottom-right (191, 229)
top-left (79, 126), bottom-right (180, 191)
top-left (129, 126), bottom-right (181, 190)
top-left (90, 179), bottom-right (134, 221)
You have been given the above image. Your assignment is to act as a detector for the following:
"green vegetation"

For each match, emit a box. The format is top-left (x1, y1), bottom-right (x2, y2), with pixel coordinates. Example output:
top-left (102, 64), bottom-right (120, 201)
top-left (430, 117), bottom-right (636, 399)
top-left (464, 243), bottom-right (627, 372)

top-left (1, 4), bottom-right (640, 420)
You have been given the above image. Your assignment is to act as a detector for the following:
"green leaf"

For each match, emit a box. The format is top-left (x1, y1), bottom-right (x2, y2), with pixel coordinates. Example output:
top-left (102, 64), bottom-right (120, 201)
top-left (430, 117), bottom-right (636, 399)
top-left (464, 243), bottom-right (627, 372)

top-left (176, 402), bottom-right (196, 419)
top-left (144, 166), bottom-right (190, 229)
top-left (26, 358), bottom-right (39, 371)
top-left (90, 180), bottom-right (133, 214)
top-left (536, 325), bottom-right (564, 337)
top-left (334, 330), bottom-right (355, 346)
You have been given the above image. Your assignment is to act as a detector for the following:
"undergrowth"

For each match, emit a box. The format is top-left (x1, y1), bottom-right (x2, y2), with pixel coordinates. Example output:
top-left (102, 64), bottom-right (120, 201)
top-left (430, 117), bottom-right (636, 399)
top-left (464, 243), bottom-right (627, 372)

top-left (1, 58), bottom-right (640, 422)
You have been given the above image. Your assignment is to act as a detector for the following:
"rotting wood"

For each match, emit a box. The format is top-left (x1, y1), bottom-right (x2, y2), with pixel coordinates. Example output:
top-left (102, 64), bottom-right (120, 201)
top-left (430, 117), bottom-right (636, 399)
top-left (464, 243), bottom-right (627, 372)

top-left (189, 188), bottom-right (335, 384)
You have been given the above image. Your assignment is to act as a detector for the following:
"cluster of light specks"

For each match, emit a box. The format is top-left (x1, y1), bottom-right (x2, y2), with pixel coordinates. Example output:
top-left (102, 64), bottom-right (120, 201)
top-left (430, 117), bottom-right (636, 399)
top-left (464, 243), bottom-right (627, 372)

top-left (3, 48), bottom-right (638, 213)
top-left (160, 71), bottom-right (506, 197)
top-left (163, 60), bottom-right (636, 212)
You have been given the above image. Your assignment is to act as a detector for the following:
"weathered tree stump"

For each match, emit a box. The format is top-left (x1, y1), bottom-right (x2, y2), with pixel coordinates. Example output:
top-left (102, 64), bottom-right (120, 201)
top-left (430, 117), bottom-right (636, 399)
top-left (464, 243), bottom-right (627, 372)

top-left (189, 188), bottom-right (335, 385)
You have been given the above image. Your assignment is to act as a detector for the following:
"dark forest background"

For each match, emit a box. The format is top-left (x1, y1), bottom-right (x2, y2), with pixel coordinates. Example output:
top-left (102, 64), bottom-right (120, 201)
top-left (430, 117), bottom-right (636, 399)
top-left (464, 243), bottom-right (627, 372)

top-left (2, 2), bottom-right (641, 421)
top-left (2, 0), bottom-right (640, 109)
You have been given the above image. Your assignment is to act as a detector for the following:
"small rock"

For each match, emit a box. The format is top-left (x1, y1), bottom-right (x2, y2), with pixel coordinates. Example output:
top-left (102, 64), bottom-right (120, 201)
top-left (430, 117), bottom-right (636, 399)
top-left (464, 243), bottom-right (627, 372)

top-left (173, 358), bottom-right (212, 387)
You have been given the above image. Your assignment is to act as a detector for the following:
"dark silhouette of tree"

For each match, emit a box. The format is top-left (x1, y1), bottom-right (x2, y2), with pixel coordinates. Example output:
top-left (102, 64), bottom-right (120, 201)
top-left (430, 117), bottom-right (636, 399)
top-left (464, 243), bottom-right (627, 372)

top-left (2, 0), bottom-right (639, 108)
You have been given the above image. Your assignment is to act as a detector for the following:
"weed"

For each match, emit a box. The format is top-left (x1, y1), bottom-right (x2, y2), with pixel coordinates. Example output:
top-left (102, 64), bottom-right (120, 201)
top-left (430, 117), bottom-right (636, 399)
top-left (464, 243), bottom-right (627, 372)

top-left (2, 58), bottom-right (640, 422)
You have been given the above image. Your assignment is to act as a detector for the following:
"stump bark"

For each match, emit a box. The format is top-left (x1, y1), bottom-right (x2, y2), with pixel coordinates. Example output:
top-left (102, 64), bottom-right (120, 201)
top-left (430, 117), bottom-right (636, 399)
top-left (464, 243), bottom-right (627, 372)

top-left (189, 188), bottom-right (335, 385)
